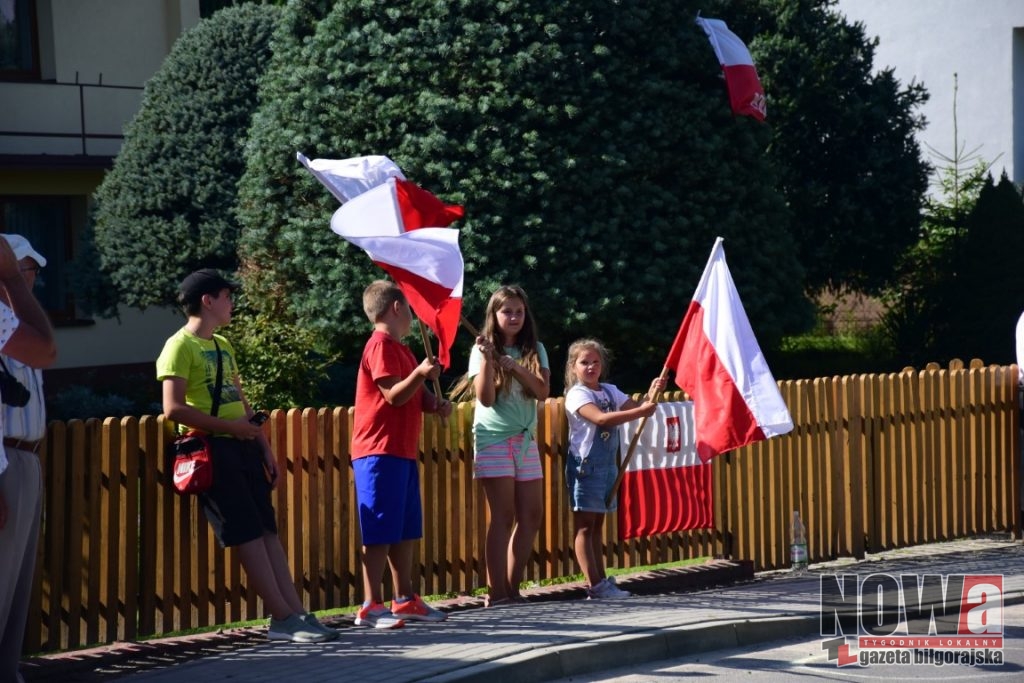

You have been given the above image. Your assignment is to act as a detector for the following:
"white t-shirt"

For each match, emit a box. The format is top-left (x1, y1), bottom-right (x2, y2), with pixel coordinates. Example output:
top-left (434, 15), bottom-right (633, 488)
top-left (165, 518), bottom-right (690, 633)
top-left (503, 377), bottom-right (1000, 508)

top-left (0, 301), bottom-right (21, 475)
top-left (564, 382), bottom-right (630, 458)
top-left (1015, 310), bottom-right (1024, 385)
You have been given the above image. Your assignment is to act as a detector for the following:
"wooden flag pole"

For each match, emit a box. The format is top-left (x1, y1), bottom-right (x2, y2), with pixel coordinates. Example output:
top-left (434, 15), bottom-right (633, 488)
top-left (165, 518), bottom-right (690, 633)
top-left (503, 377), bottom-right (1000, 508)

top-left (604, 365), bottom-right (671, 507)
top-left (418, 321), bottom-right (447, 427)
top-left (460, 315), bottom-right (480, 338)
top-left (460, 315), bottom-right (506, 364)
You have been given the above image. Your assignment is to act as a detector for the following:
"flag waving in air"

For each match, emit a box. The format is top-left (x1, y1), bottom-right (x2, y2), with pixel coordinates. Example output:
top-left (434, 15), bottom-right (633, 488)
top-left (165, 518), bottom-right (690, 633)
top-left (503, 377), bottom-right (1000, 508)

top-left (665, 237), bottom-right (792, 461)
top-left (697, 16), bottom-right (767, 121)
top-left (298, 152), bottom-right (465, 367)
top-left (299, 154), bottom-right (406, 203)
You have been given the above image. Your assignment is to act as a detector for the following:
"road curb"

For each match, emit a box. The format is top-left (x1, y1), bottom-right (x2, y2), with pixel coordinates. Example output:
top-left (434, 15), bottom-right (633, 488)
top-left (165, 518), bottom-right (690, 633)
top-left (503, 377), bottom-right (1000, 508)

top-left (421, 585), bottom-right (1024, 682)
top-left (420, 615), bottom-right (820, 683)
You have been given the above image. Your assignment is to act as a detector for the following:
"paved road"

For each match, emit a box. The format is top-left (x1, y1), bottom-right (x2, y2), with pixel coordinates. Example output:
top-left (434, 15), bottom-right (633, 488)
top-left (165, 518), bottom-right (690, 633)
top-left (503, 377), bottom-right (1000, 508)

top-left (558, 601), bottom-right (1024, 682)
top-left (22, 535), bottom-right (1024, 683)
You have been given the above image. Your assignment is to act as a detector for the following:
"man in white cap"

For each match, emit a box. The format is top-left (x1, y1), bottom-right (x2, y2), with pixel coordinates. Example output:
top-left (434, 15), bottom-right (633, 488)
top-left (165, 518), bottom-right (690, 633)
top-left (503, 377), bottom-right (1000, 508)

top-left (0, 233), bottom-right (56, 682)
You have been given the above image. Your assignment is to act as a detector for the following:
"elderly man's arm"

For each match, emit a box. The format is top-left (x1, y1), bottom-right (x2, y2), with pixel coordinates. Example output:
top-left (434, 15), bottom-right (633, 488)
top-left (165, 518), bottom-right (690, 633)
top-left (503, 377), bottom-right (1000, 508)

top-left (0, 239), bottom-right (55, 368)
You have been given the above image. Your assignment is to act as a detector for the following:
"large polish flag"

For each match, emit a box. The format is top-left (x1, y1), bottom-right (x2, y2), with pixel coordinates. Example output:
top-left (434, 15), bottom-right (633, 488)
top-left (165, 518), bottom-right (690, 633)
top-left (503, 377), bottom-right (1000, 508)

top-left (665, 237), bottom-right (792, 462)
top-left (298, 154), bottom-right (406, 202)
top-left (618, 401), bottom-right (713, 539)
top-left (298, 153), bottom-right (465, 367)
top-left (697, 16), bottom-right (767, 121)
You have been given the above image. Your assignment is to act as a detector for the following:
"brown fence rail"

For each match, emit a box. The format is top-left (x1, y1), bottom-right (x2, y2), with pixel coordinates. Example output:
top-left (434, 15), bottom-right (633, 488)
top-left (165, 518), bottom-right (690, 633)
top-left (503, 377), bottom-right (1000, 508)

top-left (25, 360), bottom-right (1021, 652)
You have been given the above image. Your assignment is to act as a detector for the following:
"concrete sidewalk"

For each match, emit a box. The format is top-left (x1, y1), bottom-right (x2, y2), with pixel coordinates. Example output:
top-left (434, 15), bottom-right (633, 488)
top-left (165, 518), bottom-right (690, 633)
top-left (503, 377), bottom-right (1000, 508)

top-left (22, 535), bottom-right (1024, 683)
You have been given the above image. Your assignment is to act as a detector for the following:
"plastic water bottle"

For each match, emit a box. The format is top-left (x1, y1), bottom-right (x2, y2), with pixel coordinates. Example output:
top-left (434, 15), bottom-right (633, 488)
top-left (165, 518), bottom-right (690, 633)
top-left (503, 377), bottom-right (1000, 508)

top-left (790, 511), bottom-right (808, 571)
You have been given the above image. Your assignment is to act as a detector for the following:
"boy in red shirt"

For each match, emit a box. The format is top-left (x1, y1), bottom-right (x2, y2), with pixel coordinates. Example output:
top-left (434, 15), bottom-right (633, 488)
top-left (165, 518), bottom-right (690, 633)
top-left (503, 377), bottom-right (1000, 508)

top-left (352, 280), bottom-right (453, 628)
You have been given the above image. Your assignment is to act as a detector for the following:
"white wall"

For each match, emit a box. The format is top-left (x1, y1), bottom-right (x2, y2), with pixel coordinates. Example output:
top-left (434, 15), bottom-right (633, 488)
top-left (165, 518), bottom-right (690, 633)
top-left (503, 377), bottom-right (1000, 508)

top-left (836, 0), bottom-right (1024, 186)
top-left (53, 307), bottom-right (182, 369)
top-left (49, 0), bottom-right (200, 86)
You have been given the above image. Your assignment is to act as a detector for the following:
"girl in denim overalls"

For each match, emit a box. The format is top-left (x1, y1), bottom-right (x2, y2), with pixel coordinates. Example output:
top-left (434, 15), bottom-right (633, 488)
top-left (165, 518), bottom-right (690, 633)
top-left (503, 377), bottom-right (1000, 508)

top-left (564, 338), bottom-right (664, 599)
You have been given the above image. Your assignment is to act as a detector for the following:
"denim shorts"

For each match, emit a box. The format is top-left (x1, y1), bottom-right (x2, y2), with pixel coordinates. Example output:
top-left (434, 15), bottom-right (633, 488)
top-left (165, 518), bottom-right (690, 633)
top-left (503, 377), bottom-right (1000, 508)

top-left (564, 449), bottom-right (618, 513)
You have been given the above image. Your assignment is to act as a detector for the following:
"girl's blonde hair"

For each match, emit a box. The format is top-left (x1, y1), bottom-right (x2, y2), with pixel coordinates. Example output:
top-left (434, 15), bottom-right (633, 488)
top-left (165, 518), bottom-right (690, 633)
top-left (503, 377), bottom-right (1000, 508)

top-left (450, 285), bottom-right (542, 400)
top-left (564, 337), bottom-right (611, 391)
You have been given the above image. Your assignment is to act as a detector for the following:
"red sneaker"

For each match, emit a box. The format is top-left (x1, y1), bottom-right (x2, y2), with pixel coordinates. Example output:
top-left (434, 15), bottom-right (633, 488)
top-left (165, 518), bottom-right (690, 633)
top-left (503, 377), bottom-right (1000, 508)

top-left (391, 594), bottom-right (447, 622)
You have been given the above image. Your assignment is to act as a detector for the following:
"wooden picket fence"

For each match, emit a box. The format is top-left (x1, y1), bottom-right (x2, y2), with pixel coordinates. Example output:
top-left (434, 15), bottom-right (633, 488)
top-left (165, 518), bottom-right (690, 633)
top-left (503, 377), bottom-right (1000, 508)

top-left (23, 359), bottom-right (1021, 653)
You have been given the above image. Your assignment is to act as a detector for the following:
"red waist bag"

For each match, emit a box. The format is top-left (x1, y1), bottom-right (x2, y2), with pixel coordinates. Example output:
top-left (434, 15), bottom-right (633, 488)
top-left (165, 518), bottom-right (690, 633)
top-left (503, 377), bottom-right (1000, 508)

top-left (171, 431), bottom-right (213, 495)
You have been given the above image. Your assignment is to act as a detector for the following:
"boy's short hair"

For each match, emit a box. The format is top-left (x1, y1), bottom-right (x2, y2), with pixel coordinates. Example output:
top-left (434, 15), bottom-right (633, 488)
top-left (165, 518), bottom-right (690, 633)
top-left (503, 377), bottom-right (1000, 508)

top-left (362, 280), bottom-right (406, 323)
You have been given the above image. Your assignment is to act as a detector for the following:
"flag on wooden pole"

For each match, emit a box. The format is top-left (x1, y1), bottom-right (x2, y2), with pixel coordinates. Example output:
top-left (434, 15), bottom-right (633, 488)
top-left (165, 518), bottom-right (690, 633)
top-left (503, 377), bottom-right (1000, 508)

top-left (298, 153), bottom-right (465, 367)
top-left (665, 237), bottom-right (792, 461)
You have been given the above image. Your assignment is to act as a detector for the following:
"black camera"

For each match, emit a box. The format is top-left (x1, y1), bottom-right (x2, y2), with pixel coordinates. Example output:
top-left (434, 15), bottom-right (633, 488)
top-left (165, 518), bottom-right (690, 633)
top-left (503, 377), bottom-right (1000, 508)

top-left (0, 370), bottom-right (30, 407)
top-left (249, 411), bottom-right (269, 426)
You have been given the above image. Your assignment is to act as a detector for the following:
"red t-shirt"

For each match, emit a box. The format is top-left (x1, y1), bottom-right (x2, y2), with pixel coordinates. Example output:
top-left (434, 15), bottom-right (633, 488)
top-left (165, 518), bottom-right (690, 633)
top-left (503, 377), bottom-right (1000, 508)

top-left (351, 331), bottom-right (423, 460)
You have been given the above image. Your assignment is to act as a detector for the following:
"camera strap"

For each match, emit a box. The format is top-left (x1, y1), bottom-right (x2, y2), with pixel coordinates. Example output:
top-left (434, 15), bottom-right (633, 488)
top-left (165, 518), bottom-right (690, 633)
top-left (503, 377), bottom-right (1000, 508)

top-left (0, 355), bottom-right (31, 408)
top-left (210, 338), bottom-right (223, 418)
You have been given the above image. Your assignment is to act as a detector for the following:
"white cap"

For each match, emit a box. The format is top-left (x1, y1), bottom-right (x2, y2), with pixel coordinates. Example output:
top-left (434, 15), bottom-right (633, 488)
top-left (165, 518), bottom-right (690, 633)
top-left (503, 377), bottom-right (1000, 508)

top-left (2, 234), bottom-right (46, 267)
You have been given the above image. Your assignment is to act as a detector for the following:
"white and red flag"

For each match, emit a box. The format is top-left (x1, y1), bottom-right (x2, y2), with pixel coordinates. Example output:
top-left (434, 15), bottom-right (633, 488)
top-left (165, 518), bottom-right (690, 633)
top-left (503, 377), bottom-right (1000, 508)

top-left (697, 16), bottom-right (767, 121)
top-left (298, 153), bottom-right (465, 367)
top-left (617, 401), bottom-right (713, 539)
top-left (665, 237), bottom-right (792, 462)
top-left (298, 154), bottom-right (406, 202)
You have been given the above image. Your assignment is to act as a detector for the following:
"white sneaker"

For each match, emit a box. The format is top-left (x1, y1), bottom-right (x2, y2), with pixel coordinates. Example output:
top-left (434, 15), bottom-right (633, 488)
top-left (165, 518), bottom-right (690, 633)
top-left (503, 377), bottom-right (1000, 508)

top-left (355, 602), bottom-right (406, 629)
top-left (587, 577), bottom-right (631, 599)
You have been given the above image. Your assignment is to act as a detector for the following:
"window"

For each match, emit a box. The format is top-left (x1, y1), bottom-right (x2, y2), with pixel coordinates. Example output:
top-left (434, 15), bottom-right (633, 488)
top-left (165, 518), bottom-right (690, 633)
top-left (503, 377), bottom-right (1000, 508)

top-left (0, 0), bottom-right (38, 79)
top-left (1, 196), bottom-right (74, 322)
top-left (200, 0), bottom-right (241, 20)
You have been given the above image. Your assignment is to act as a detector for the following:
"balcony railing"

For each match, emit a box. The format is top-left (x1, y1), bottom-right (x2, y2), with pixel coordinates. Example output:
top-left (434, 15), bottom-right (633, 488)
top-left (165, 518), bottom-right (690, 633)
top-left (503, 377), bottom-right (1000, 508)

top-left (0, 80), bottom-right (144, 159)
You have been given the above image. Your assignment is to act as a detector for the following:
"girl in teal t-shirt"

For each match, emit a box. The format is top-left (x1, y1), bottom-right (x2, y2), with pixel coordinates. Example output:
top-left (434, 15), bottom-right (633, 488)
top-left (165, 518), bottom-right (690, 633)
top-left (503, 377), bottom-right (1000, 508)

top-left (456, 285), bottom-right (549, 607)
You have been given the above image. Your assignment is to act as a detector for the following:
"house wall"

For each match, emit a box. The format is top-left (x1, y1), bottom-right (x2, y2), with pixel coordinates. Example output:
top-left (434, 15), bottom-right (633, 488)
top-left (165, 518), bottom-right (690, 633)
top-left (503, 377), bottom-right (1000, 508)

top-left (53, 309), bottom-right (182, 369)
top-left (0, 1), bottom-right (200, 372)
top-left (835, 0), bottom-right (1024, 185)
top-left (0, 167), bottom-right (182, 370)
top-left (48, 0), bottom-right (198, 86)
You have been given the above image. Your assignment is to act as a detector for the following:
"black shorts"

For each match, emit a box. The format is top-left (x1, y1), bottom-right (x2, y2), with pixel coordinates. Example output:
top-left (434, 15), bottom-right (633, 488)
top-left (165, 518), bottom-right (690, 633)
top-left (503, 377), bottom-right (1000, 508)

top-left (199, 437), bottom-right (277, 547)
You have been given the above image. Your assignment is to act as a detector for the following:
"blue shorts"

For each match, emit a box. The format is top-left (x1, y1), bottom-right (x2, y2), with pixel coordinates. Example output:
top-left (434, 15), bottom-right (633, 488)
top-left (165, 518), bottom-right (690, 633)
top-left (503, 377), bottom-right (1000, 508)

top-left (352, 455), bottom-right (423, 546)
top-left (565, 449), bottom-right (619, 514)
top-left (200, 437), bottom-right (277, 547)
